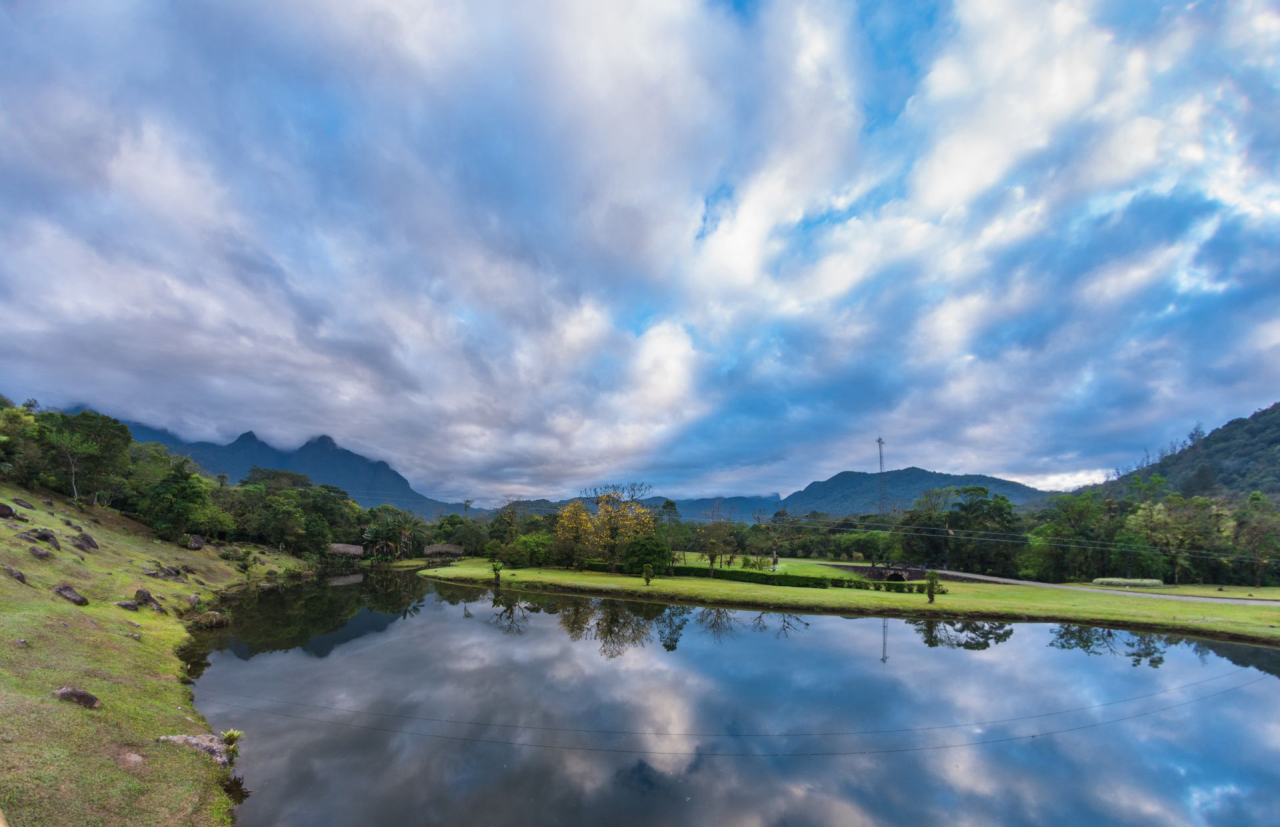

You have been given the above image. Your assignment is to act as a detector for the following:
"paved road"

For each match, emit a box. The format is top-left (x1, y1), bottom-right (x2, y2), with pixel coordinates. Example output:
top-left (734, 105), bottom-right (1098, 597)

top-left (932, 569), bottom-right (1280, 607)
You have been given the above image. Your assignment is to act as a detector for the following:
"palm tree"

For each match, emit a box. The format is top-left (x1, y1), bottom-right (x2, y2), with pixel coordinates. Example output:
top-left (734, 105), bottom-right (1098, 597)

top-left (363, 519), bottom-right (398, 561)
top-left (388, 511), bottom-right (428, 560)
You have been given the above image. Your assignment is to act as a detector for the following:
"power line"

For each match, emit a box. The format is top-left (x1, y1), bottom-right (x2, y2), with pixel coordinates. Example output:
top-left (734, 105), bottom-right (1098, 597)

top-left (195, 668), bottom-right (1245, 739)
top-left (198, 675), bottom-right (1267, 758)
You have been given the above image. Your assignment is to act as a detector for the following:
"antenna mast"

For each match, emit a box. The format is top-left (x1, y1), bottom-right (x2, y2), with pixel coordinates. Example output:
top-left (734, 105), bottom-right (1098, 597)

top-left (876, 436), bottom-right (887, 515)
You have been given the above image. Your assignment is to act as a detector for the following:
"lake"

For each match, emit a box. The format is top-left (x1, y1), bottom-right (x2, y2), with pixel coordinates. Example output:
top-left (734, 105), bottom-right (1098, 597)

top-left (183, 571), bottom-right (1280, 826)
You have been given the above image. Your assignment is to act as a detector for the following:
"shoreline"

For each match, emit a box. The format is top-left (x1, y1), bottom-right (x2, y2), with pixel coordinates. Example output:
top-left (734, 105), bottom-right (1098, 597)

top-left (418, 561), bottom-right (1280, 648)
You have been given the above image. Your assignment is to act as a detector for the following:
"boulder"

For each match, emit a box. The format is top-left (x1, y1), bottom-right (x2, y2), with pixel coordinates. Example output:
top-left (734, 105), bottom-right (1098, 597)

top-left (5, 566), bottom-right (26, 584)
top-left (12, 498), bottom-right (36, 510)
top-left (30, 547), bottom-right (51, 560)
top-left (133, 589), bottom-right (167, 614)
top-left (13, 513), bottom-right (28, 522)
top-left (156, 734), bottom-right (230, 768)
top-left (0, 503), bottom-right (14, 519)
top-left (16, 638), bottom-right (28, 648)
top-left (114, 600), bottom-right (139, 611)
top-left (77, 533), bottom-right (99, 550)
top-left (186, 611), bottom-right (229, 630)
top-left (52, 584), bottom-right (88, 605)
top-left (187, 535), bottom-right (205, 550)
top-left (180, 564), bottom-right (195, 573)
top-left (52, 686), bottom-right (102, 708)
top-left (42, 499), bottom-right (53, 506)
top-left (31, 529), bottom-right (61, 551)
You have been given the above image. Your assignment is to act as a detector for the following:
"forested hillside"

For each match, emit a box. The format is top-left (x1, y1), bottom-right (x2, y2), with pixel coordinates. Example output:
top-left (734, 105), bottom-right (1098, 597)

top-left (782, 467), bottom-right (1048, 515)
top-left (1104, 402), bottom-right (1280, 497)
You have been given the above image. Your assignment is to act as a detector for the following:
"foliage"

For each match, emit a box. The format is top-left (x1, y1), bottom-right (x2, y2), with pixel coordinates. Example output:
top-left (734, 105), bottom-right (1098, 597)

top-left (621, 534), bottom-right (672, 575)
top-left (1092, 578), bottom-right (1166, 588)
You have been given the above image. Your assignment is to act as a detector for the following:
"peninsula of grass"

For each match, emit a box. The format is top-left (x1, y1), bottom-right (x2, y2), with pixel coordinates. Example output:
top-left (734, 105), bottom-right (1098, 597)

top-left (420, 557), bottom-right (1280, 646)
top-left (0, 483), bottom-right (299, 827)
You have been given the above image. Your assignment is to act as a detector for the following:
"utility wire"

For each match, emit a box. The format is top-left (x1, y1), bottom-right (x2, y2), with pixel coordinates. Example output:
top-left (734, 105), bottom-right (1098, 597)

top-left (198, 675), bottom-right (1268, 758)
top-left (197, 668), bottom-right (1245, 739)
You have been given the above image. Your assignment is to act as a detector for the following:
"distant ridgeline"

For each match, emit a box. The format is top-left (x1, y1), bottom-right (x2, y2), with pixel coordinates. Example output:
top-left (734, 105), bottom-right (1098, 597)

top-left (120, 419), bottom-right (1051, 521)
top-left (1098, 401), bottom-right (1280, 498)
top-left (652, 468), bottom-right (1049, 522)
top-left (120, 421), bottom-right (471, 518)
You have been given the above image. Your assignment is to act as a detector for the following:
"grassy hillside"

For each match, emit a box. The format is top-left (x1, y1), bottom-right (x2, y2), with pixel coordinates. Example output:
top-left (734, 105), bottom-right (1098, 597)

top-left (0, 482), bottom-right (296, 826)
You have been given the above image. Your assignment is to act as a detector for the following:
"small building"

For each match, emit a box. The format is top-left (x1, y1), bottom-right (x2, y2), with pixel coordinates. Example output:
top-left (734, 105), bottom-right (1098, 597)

top-left (422, 543), bottom-right (465, 558)
top-left (328, 543), bottom-right (365, 558)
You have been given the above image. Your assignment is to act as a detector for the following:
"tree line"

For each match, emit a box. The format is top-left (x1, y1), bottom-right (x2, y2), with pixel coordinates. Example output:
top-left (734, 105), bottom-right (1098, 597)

top-left (3, 396), bottom-right (1276, 585)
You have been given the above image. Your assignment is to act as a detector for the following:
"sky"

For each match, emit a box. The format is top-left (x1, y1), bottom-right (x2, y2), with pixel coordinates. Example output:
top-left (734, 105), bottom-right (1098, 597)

top-left (1, 0), bottom-right (1278, 503)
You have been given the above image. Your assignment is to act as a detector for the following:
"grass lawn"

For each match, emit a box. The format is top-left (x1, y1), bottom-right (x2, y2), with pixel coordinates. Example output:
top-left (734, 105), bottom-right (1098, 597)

top-left (0, 482), bottom-right (299, 827)
top-left (423, 558), bottom-right (1280, 645)
top-left (1067, 582), bottom-right (1280, 601)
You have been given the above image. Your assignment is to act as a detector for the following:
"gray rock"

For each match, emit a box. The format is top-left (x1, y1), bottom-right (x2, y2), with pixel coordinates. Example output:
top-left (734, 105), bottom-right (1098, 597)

top-left (156, 734), bottom-right (230, 768)
top-left (4, 566), bottom-right (26, 585)
top-left (16, 638), bottom-right (28, 648)
top-left (42, 499), bottom-right (53, 507)
top-left (31, 529), bottom-right (61, 551)
top-left (52, 584), bottom-right (88, 605)
top-left (115, 600), bottom-right (139, 611)
top-left (126, 633), bottom-right (141, 641)
top-left (52, 686), bottom-right (101, 708)
top-left (12, 498), bottom-right (35, 510)
top-left (133, 589), bottom-right (168, 614)
top-left (30, 547), bottom-right (51, 560)
top-left (13, 513), bottom-right (28, 522)
top-left (187, 535), bottom-right (205, 550)
top-left (0, 503), bottom-right (14, 519)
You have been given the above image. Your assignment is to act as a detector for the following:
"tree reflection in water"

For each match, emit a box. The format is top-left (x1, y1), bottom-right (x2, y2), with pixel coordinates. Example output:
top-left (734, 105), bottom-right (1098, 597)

top-left (1049, 625), bottom-right (1168, 668)
top-left (432, 586), bottom-right (818, 658)
top-left (908, 619), bottom-right (1014, 650)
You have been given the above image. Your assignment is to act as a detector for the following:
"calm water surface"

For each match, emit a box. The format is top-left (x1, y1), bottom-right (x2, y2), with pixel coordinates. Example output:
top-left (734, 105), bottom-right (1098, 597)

top-left (183, 572), bottom-right (1280, 826)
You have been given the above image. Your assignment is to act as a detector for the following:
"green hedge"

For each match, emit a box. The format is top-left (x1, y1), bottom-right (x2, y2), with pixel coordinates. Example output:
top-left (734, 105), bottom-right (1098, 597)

top-left (667, 564), bottom-right (832, 588)
top-left (1092, 578), bottom-right (1166, 588)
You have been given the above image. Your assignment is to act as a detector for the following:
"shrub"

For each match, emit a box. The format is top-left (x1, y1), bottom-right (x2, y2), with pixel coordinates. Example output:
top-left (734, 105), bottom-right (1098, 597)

top-left (622, 535), bottom-right (673, 575)
top-left (499, 543), bottom-right (529, 569)
top-left (1092, 578), bottom-right (1166, 588)
top-left (642, 563), bottom-right (654, 586)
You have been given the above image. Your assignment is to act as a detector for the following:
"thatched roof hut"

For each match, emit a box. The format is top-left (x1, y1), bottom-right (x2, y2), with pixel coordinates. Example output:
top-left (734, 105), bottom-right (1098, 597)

top-left (422, 543), bottom-right (465, 557)
top-left (328, 543), bottom-right (365, 557)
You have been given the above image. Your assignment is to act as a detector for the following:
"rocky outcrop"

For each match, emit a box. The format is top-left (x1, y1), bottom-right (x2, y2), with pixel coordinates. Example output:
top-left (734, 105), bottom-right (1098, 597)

top-left (30, 547), bottom-right (51, 560)
top-left (156, 734), bottom-right (230, 768)
top-left (5, 566), bottom-right (27, 585)
top-left (52, 686), bottom-right (101, 708)
top-left (12, 498), bottom-right (36, 510)
top-left (75, 532), bottom-right (99, 551)
top-left (0, 503), bottom-right (14, 519)
top-left (114, 600), bottom-right (139, 611)
top-left (52, 584), bottom-right (89, 605)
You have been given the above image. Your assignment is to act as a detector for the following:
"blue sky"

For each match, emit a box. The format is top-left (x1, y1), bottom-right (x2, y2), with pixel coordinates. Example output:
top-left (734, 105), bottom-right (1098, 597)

top-left (1, 0), bottom-right (1278, 502)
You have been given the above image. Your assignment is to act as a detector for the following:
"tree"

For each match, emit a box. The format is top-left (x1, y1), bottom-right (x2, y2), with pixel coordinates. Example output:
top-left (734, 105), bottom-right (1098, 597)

top-left (553, 500), bottom-right (596, 567)
top-left (44, 429), bottom-right (100, 500)
top-left (585, 486), bottom-right (656, 573)
top-left (622, 534), bottom-right (671, 575)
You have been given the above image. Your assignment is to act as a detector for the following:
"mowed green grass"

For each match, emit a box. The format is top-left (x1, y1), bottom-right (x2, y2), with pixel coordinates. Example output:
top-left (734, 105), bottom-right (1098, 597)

top-left (0, 483), bottom-right (296, 827)
top-left (1066, 582), bottom-right (1280, 601)
top-left (423, 558), bottom-right (1280, 645)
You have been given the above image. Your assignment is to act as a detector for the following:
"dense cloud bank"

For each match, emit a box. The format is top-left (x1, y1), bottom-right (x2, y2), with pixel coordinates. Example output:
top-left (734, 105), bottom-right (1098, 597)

top-left (1, 0), bottom-right (1277, 502)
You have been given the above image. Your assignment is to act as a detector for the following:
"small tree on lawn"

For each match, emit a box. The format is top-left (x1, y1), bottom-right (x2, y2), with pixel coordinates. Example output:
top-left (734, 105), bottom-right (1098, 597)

top-left (926, 570), bottom-right (941, 604)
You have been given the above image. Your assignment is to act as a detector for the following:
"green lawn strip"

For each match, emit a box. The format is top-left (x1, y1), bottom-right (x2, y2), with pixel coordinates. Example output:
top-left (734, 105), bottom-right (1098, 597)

top-left (1064, 583), bottom-right (1280, 601)
top-left (0, 482), bottom-right (296, 827)
top-left (358, 558), bottom-right (448, 570)
top-left (423, 558), bottom-right (1280, 645)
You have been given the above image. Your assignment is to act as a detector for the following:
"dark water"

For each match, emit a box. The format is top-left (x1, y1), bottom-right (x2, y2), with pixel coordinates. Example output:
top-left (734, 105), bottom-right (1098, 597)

top-left (183, 572), bottom-right (1280, 826)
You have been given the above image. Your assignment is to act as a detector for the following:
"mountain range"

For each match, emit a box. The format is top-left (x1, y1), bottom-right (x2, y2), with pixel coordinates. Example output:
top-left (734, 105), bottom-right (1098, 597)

top-left (117, 418), bottom-right (1050, 519)
top-left (121, 421), bottom-right (469, 517)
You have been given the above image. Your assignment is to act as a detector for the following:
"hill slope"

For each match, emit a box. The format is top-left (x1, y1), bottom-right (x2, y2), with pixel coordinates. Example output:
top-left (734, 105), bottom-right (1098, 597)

top-left (781, 467), bottom-right (1048, 515)
top-left (1106, 401), bottom-right (1280, 497)
top-left (0, 482), bottom-right (298, 825)
top-left (122, 423), bottom-right (468, 518)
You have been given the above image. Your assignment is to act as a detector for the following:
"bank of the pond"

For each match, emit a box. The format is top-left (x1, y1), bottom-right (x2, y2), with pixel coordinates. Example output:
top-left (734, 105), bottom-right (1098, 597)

top-left (420, 558), bottom-right (1280, 645)
top-left (0, 483), bottom-right (299, 827)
